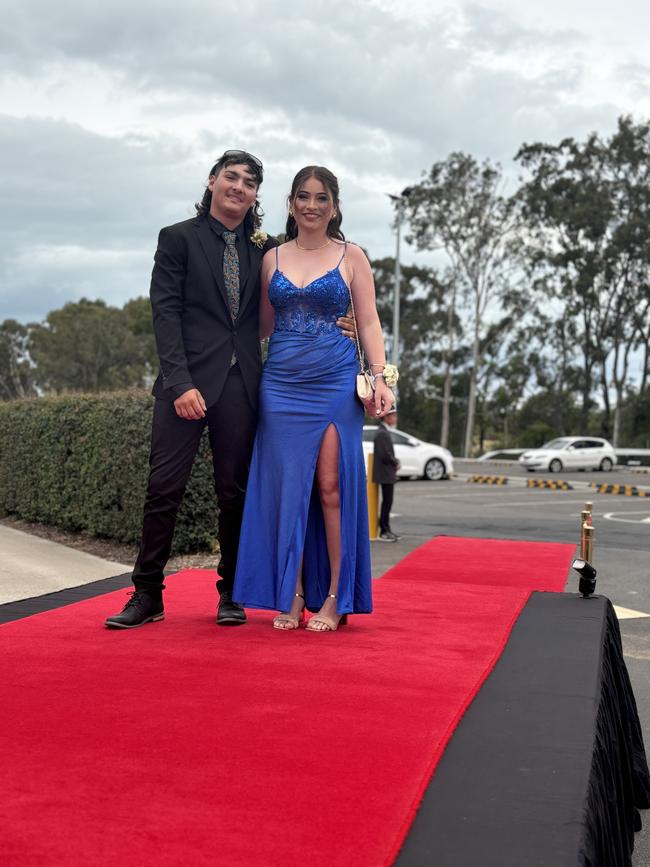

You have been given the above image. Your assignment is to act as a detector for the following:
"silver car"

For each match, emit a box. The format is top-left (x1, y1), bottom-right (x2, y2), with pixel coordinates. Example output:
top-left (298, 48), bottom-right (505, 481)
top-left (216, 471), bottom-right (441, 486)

top-left (519, 437), bottom-right (617, 473)
top-left (362, 425), bottom-right (454, 480)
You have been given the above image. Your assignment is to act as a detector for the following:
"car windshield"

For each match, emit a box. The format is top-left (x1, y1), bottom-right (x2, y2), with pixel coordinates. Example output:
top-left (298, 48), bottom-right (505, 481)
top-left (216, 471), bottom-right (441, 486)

top-left (542, 438), bottom-right (572, 450)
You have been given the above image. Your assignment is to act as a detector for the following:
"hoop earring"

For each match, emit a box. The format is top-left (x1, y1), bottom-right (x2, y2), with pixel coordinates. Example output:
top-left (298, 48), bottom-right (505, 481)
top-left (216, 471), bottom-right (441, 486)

top-left (289, 208), bottom-right (294, 217)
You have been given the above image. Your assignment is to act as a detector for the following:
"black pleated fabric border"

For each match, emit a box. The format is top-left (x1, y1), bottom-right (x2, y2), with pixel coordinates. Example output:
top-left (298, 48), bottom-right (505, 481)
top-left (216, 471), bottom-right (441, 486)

top-left (0, 573), bottom-right (132, 624)
top-left (580, 600), bottom-right (650, 864)
top-left (397, 593), bottom-right (650, 867)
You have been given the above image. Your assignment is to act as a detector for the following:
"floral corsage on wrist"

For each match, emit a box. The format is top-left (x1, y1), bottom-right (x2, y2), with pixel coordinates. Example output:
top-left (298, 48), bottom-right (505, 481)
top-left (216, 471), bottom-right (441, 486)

top-left (250, 229), bottom-right (268, 248)
top-left (374, 364), bottom-right (399, 388)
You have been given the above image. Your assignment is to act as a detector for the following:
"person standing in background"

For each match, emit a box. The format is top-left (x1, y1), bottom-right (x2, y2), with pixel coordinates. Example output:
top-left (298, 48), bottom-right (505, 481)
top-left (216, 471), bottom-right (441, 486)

top-left (373, 409), bottom-right (400, 542)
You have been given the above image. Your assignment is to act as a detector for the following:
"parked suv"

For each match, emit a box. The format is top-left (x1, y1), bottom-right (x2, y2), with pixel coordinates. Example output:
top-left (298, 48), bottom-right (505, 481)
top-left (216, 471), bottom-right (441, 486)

top-left (362, 425), bottom-right (454, 480)
top-left (518, 437), bottom-right (617, 473)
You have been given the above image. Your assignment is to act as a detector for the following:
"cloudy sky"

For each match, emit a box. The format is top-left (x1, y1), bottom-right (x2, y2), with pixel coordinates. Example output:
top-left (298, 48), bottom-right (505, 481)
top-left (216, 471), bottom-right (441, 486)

top-left (2, 0), bottom-right (650, 322)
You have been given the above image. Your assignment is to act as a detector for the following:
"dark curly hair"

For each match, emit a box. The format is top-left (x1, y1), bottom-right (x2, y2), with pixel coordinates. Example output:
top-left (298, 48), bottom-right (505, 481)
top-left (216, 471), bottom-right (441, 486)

top-left (195, 151), bottom-right (264, 230)
top-left (285, 166), bottom-right (345, 241)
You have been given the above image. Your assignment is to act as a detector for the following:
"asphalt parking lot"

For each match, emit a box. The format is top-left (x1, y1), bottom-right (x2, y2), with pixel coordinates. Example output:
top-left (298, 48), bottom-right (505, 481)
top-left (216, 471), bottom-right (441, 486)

top-left (371, 462), bottom-right (650, 865)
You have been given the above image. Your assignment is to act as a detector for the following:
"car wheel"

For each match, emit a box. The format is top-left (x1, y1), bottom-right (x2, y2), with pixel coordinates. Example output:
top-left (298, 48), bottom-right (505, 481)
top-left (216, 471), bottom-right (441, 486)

top-left (599, 457), bottom-right (613, 472)
top-left (549, 459), bottom-right (563, 473)
top-left (423, 458), bottom-right (445, 481)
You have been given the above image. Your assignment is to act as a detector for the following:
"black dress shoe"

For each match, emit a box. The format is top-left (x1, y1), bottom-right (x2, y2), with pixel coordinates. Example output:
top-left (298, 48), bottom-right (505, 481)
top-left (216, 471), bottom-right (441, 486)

top-left (105, 590), bottom-right (164, 629)
top-left (217, 591), bottom-right (247, 626)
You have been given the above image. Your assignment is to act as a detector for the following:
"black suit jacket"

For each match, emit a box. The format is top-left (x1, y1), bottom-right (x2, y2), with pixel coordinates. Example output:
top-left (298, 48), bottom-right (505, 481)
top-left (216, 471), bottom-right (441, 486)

top-left (150, 215), bottom-right (278, 409)
top-left (373, 424), bottom-right (399, 484)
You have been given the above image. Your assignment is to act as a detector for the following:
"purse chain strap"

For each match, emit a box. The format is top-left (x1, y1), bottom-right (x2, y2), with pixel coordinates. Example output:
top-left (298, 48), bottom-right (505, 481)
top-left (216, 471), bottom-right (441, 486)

top-left (341, 244), bottom-right (366, 373)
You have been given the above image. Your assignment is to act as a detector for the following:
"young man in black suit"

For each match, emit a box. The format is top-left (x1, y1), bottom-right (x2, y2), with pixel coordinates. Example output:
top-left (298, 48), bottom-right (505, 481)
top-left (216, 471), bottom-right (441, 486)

top-left (106, 150), bottom-right (278, 628)
top-left (373, 408), bottom-right (401, 542)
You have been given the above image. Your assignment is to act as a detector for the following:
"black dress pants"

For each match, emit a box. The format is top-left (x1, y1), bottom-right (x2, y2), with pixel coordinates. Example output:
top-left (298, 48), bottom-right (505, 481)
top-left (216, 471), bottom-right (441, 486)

top-left (379, 483), bottom-right (394, 533)
top-left (132, 366), bottom-right (257, 596)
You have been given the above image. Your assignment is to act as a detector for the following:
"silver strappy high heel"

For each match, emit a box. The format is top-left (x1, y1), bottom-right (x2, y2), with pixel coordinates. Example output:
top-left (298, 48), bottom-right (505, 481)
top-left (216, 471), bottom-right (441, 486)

top-left (305, 594), bottom-right (348, 632)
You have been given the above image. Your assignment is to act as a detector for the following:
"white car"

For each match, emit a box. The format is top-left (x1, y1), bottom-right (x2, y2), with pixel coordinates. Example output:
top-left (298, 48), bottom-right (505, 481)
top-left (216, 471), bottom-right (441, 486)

top-left (362, 425), bottom-right (454, 481)
top-left (518, 437), bottom-right (617, 473)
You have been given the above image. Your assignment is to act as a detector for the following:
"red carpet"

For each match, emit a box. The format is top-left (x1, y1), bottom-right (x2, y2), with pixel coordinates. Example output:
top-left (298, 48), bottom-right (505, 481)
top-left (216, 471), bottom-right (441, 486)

top-left (0, 537), bottom-right (574, 866)
top-left (383, 535), bottom-right (572, 591)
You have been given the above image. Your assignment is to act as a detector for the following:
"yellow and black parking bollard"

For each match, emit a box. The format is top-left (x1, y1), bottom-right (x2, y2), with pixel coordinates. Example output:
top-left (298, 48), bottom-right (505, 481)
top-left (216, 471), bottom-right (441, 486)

top-left (366, 453), bottom-right (379, 540)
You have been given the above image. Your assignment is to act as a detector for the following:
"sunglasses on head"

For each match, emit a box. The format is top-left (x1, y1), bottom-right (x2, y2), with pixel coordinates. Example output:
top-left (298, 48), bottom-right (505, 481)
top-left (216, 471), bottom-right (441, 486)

top-left (218, 149), bottom-right (263, 170)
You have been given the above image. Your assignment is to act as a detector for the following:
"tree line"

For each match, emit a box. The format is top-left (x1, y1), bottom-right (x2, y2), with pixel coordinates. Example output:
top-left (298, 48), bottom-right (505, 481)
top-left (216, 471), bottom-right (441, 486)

top-left (3, 115), bottom-right (650, 455)
top-left (380, 114), bottom-right (650, 454)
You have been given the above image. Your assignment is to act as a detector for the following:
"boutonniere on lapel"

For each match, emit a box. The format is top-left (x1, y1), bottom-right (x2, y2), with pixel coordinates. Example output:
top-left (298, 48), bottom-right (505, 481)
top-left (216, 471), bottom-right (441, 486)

top-left (250, 229), bottom-right (268, 248)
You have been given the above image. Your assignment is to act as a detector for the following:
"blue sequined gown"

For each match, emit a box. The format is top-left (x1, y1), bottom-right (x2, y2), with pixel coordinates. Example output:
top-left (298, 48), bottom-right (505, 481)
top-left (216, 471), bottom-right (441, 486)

top-left (233, 244), bottom-right (373, 616)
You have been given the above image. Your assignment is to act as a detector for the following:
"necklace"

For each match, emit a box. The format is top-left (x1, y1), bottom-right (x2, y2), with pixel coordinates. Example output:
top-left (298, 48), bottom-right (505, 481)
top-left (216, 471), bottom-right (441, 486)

top-left (295, 237), bottom-right (332, 251)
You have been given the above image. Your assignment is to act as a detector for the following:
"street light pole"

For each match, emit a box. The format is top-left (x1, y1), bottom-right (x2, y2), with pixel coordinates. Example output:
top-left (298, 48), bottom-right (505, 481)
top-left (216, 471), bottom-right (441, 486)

top-left (392, 200), bottom-right (403, 367)
top-left (387, 187), bottom-right (412, 369)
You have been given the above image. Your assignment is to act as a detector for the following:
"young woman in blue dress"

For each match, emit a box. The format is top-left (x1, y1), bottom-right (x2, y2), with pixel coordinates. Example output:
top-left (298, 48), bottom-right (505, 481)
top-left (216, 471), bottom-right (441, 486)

top-left (233, 166), bottom-right (396, 632)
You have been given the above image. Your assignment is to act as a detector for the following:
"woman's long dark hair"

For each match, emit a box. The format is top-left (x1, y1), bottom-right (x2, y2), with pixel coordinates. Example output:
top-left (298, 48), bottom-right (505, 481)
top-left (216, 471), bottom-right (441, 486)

top-left (195, 153), bottom-right (264, 230)
top-left (285, 166), bottom-right (345, 241)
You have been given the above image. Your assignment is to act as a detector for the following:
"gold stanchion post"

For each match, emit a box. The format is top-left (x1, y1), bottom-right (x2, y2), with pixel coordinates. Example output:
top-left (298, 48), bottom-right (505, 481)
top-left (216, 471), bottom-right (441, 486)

top-left (580, 512), bottom-right (590, 558)
top-left (366, 453), bottom-right (379, 540)
top-left (579, 502), bottom-right (593, 558)
top-left (583, 524), bottom-right (594, 565)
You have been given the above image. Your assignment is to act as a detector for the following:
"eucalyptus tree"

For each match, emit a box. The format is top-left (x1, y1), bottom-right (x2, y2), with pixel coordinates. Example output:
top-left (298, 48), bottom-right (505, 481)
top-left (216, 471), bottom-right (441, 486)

top-left (403, 153), bottom-right (520, 456)
top-left (30, 298), bottom-right (148, 393)
top-left (0, 319), bottom-right (36, 400)
top-left (371, 258), bottom-right (459, 445)
top-left (516, 116), bottom-right (650, 443)
top-left (605, 117), bottom-right (650, 443)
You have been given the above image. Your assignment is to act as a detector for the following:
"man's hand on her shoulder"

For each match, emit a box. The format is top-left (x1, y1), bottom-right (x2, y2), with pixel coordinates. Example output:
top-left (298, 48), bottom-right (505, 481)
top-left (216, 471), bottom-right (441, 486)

top-left (336, 313), bottom-right (356, 341)
top-left (174, 388), bottom-right (207, 420)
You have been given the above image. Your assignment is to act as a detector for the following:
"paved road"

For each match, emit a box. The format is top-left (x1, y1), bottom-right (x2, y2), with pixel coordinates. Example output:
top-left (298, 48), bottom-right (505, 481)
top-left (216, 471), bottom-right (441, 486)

top-left (379, 473), bottom-right (650, 865)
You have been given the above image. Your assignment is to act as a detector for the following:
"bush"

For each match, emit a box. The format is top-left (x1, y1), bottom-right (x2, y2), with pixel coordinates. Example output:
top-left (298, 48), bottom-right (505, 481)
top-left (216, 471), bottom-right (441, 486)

top-left (0, 391), bottom-right (218, 554)
top-left (518, 421), bottom-right (556, 449)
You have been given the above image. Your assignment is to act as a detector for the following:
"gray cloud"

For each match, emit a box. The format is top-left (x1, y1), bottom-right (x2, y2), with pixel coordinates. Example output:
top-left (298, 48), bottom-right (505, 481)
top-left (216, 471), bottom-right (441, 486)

top-left (0, 0), bottom-right (638, 320)
top-left (0, 114), bottom-right (201, 318)
top-left (0, 0), bottom-right (610, 157)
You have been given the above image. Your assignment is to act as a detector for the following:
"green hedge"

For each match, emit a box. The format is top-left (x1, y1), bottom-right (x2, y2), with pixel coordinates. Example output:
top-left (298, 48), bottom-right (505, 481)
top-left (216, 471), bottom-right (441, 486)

top-left (0, 391), bottom-right (218, 554)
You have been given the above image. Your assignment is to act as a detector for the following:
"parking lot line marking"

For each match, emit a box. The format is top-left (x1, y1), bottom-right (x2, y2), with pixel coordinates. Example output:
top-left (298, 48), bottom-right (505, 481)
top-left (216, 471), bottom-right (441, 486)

top-left (613, 605), bottom-right (650, 620)
top-left (603, 511), bottom-right (650, 525)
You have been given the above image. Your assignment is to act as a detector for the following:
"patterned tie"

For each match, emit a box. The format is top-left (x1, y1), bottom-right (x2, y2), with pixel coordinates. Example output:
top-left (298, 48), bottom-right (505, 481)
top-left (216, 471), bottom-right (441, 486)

top-left (222, 231), bottom-right (240, 321)
top-left (223, 231), bottom-right (239, 366)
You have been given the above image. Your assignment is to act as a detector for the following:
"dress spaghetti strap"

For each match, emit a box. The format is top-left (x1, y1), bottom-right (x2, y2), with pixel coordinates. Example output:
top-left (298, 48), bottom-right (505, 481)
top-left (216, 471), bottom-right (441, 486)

top-left (275, 245), bottom-right (280, 270)
top-left (336, 242), bottom-right (348, 268)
